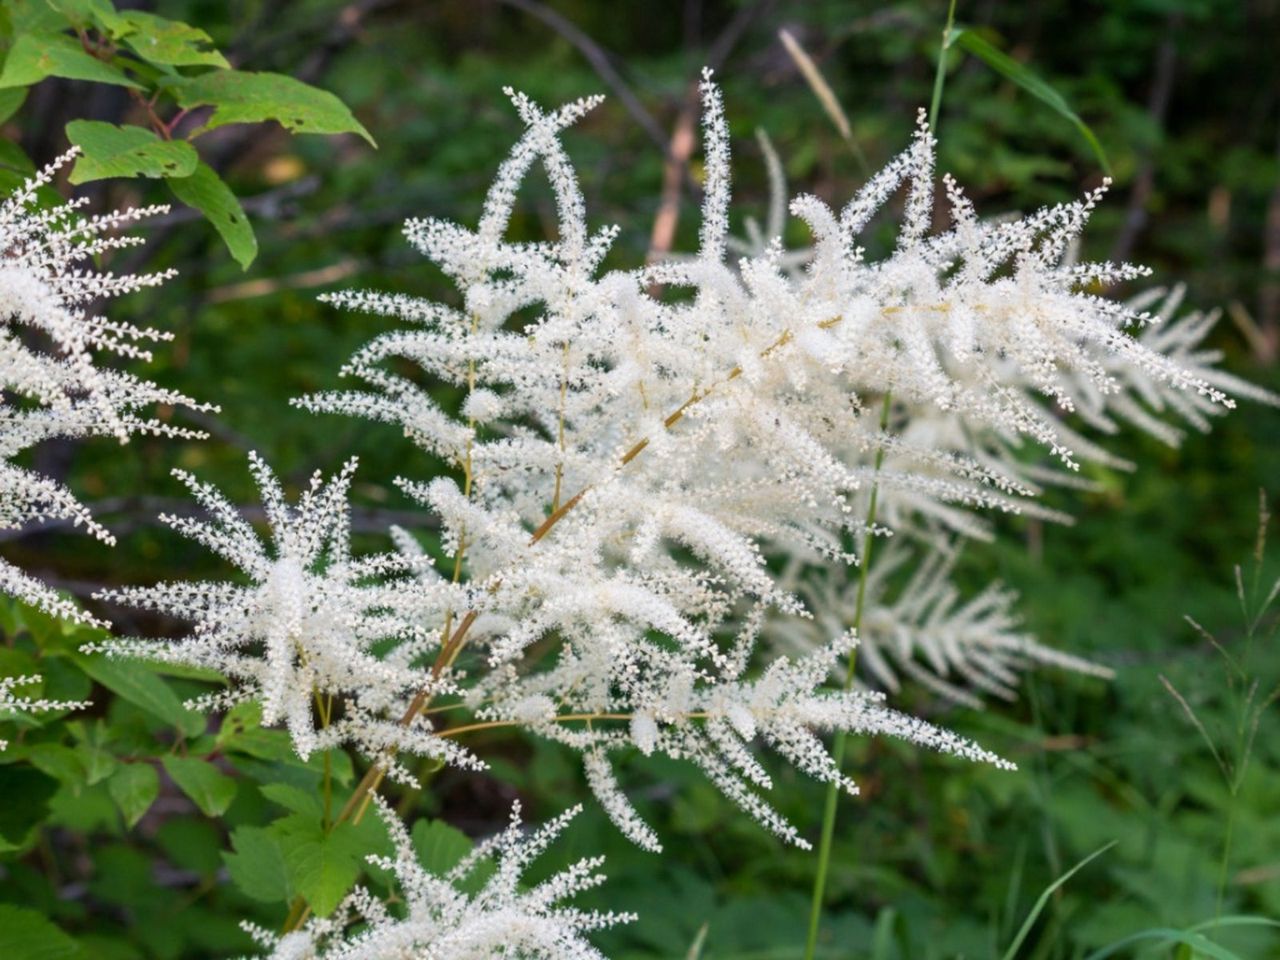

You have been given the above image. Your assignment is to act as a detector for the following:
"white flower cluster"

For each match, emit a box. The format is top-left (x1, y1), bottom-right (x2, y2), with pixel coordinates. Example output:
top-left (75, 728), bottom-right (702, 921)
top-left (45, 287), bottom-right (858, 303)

top-left (0, 673), bottom-right (91, 749)
top-left (95, 71), bottom-right (1271, 862)
top-left (0, 149), bottom-right (210, 625)
top-left (244, 799), bottom-right (630, 960)
top-left (776, 543), bottom-right (1112, 709)
top-left (675, 91), bottom-right (1280, 705)
top-left (89, 454), bottom-right (487, 783)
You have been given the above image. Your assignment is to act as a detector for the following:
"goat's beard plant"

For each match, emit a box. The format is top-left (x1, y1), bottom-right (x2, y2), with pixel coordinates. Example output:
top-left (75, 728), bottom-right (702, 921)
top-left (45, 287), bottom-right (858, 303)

top-left (6, 70), bottom-right (1274, 957)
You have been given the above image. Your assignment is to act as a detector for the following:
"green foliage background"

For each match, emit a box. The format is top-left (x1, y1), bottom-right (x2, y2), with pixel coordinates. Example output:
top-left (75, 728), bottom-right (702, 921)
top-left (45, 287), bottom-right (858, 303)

top-left (0, 1), bottom-right (1277, 957)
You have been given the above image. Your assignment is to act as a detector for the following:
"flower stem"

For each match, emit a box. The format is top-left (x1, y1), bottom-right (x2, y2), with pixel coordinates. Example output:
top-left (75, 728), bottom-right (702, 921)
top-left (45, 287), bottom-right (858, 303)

top-left (804, 5), bottom-right (954, 949)
top-left (929, 0), bottom-right (960, 133)
top-left (803, 389), bottom-right (892, 960)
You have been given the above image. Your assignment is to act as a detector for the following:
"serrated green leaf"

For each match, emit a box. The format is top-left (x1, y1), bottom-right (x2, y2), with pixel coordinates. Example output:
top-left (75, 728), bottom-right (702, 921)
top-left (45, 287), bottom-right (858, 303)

top-left (277, 819), bottom-right (365, 917)
top-left (65, 120), bottom-right (197, 184)
top-left (260, 782), bottom-right (324, 819)
top-left (74, 654), bottom-right (205, 737)
top-left (161, 755), bottom-right (236, 816)
top-left (952, 26), bottom-right (1110, 174)
top-left (0, 32), bottom-right (142, 90)
top-left (0, 905), bottom-right (85, 960)
top-left (117, 11), bottom-right (228, 67)
top-left (169, 69), bottom-right (375, 146)
top-left (107, 762), bottom-right (158, 828)
top-left (224, 825), bottom-right (292, 903)
top-left (411, 818), bottom-right (472, 875)
top-left (168, 161), bottom-right (256, 268)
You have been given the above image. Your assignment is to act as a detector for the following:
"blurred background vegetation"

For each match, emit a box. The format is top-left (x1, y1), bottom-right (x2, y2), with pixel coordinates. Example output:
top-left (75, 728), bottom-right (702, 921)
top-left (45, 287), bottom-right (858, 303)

top-left (2, 0), bottom-right (1278, 957)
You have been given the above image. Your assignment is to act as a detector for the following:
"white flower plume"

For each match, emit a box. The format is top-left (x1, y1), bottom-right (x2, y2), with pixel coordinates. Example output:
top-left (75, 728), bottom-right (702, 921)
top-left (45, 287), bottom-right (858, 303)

top-left (0, 673), bottom-right (91, 749)
top-left (244, 799), bottom-right (630, 960)
top-left (776, 543), bottom-right (1113, 709)
top-left (97, 71), bottom-right (1267, 857)
top-left (89, 454), bottom-right (478, 778)
top-left (0, 148), bottom-right (213, 625)
top-left (283, 73), bottom-right (1051, 850)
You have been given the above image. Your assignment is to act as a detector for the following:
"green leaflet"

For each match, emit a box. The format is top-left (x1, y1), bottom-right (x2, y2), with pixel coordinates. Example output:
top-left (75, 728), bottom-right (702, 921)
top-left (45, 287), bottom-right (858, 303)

top-left (0, 765), bottom-right (59, 850)
top-left (65, 120), bottom-right (197, 184)
top-left (411, 817), bottom-right (472, 875)
top-left (0, 32), bottom-right (141, 90)
top-left (0, 86), bottom-right (27, 124)
top-left (74, 654), bottom-right (206, 738)
top-left (116, 12), bottom-right (229, 68)
top-left (224, 825), bottom-right (293, 904)
top-left (0, 905), bottom-right (85, 960)
top-left (161, 755), bottom-right (237, 817)
top-left (167, 162), bottom-right (258, 268)
top-left (276, 817), bottom-right (367, 917)
top-left (107, 762), bottom-right (159, 829)
top-left (167, 69), bottom-right (376, 146)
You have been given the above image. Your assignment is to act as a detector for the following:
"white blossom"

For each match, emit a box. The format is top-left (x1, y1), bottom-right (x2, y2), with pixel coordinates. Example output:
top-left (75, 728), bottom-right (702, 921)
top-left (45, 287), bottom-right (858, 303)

top-left (88, 454), bottom-right (473, 778)
top-left (0, 673), bottom-right (91, 749)
top-left (0, 148), bottom-right (211, 624)
top-left (284, 72), bottom-right (1272, 849)
top-left (244, 798), bottom-right (630, 960)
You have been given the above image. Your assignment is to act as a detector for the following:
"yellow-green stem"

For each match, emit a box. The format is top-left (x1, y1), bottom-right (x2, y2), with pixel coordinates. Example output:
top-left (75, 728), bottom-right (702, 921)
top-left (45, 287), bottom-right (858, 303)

top-left (804, 6), bottom-right (955, 951)
top-left (928, 0), bottom-right (959, 133)
top-left (803, 390), bottom-right (892, 960)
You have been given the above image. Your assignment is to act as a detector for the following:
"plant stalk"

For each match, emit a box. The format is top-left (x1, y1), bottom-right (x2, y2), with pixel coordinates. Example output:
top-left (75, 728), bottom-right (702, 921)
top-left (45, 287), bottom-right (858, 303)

top-left (803, 390), bottom-right (892, 959)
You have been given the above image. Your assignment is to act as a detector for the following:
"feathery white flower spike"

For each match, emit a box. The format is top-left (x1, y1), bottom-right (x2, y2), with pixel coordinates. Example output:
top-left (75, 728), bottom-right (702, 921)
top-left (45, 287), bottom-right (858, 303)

top-left (0, 673), bottom-right (91, 749)
top-left (777, 543), bottom-right (1113, 709)
top-left (295, 73), bottom-right (1264, 849)
top-left (244, 798), bottom-right (630, 960)
top-left (89, 454), bottom-right (476, 779)
top-left (0, 148), bottom-right (213, 625)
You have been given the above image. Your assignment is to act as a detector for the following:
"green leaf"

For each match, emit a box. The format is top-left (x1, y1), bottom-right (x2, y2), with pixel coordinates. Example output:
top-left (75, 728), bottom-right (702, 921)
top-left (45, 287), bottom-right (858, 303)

top-left (25, 742), bottom-right (85, 786)
top-left (161, 755), bottom-right (236, 817)
top-left (1084, 929), bottom-right (1248, 960)
top-left (73, 729), bottom-right (117, 785)
top-left (168, 70), bottom-right (375, 146)
top-left (0, 905), bottom-right (85, 960)
top-left (951, 26), bottom-right (1110, 174)
top-left (65, 120), bottom-right (197, 184)
top-left (411, 818), bottom-right (472, 875)
top-left (0, 646), bottom-right (41, 692)
top-left (0, 765), bottom-right (59, 850)
top-left (107, 762), bottom-right (158, 828)
top-left (6, 1), bottom-right (74, 34)
top-left (167, 161), bottom-right (256, 268)
top-left (0, 32), bottom-right (142, 90)
top-left (117, 11), bottom-right (228, 67)
top-left (260, 782), bottom-right (324, 819)
top-left (48, 0), bottom-right (125, 34)
top-left (1000, 841), bottom-right (1116, 960)
top-left (278, 818), bottom-right (366, 917)
top-left (74, 654), bottom-right (206, 737)
top-left (224, 826), bottom-right (293, 903)
top-left (0, 86), bottom-right (27, 124)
